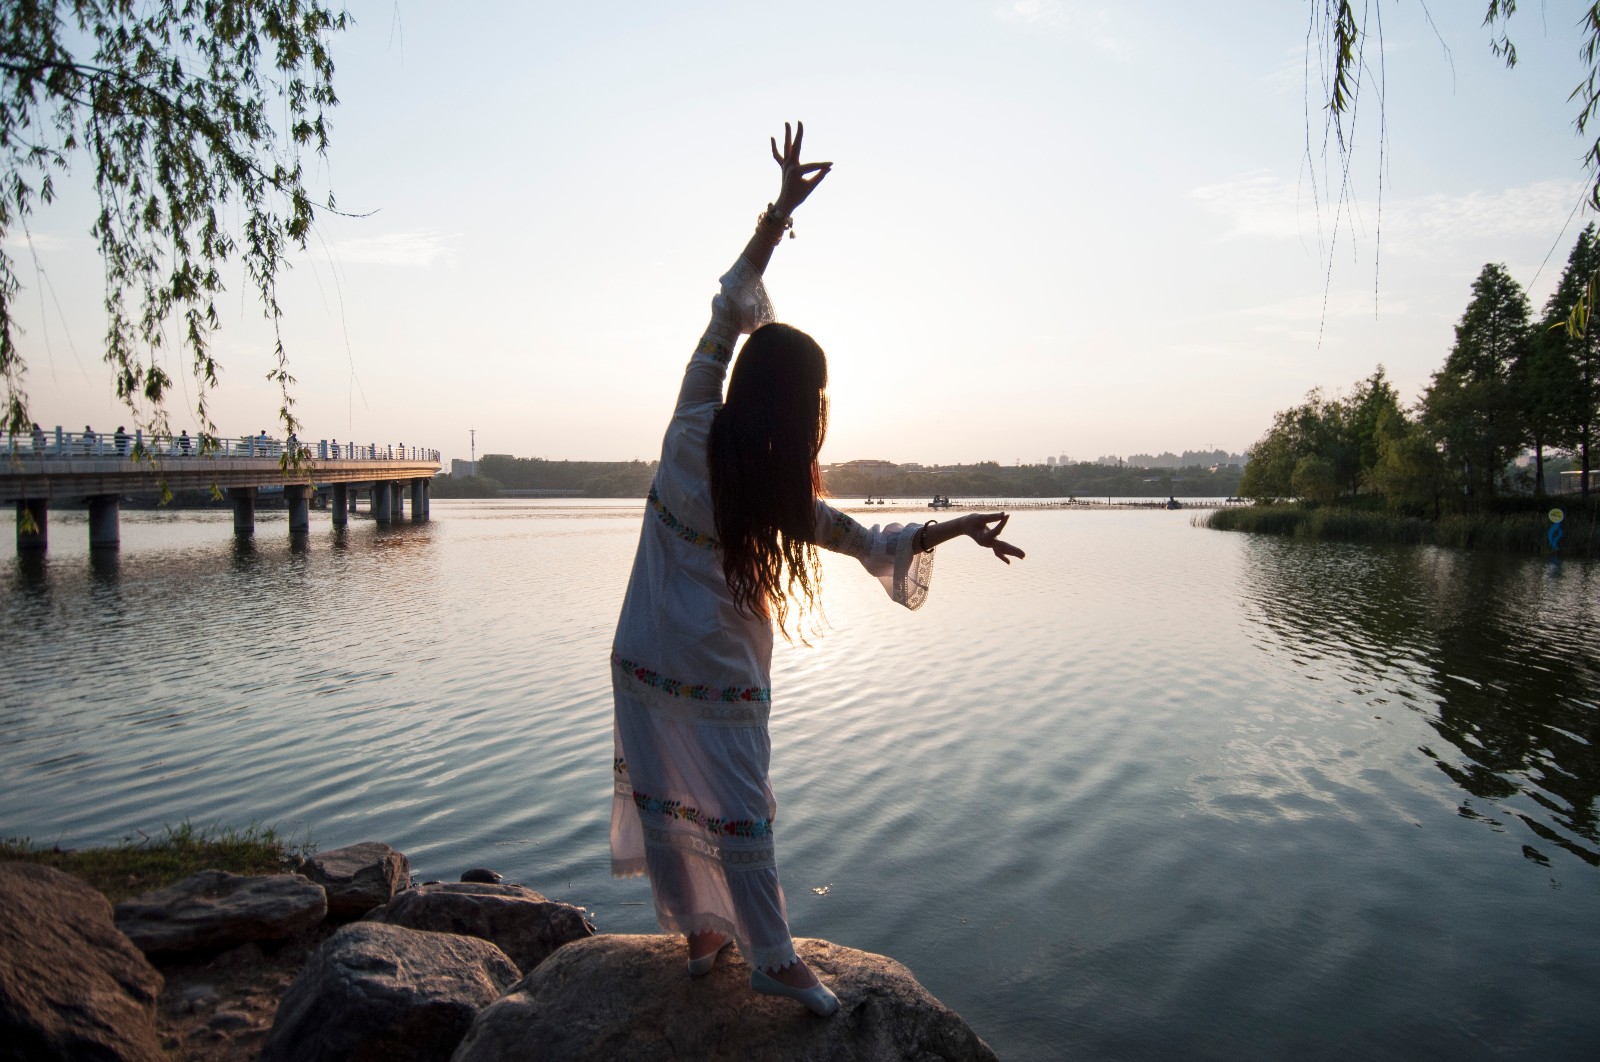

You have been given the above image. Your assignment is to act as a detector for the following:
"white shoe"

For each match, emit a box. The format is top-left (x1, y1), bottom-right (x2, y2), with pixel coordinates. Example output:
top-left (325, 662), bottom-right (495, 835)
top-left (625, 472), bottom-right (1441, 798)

top-left (686, 935), bottom-right (732, 977)
top-left (751, 966), bottom-right (841, 1016)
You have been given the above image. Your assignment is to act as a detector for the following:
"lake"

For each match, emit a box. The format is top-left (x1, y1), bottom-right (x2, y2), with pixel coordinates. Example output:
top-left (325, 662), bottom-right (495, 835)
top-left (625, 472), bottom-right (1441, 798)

top-left (2, 500), bottom-right (1596, 1061)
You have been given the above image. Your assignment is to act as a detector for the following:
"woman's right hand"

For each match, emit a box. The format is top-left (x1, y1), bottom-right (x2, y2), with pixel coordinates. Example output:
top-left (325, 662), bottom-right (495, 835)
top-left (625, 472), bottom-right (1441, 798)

top-left (771, 121), bottom-right (831, 217)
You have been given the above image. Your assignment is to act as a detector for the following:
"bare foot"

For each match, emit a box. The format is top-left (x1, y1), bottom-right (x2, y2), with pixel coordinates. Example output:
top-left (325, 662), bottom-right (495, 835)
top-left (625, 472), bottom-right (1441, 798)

top-left (763, 958), bottom-right (819, 989)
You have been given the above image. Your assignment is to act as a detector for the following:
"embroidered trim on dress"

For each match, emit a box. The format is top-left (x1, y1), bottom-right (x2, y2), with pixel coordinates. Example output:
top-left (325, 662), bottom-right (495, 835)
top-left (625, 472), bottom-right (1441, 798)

top-left (642, 825), bottom-right (776, 869)
top-left (823, 509), bottom-right (870, 559)
top-left (633, 790), bottom-right (774, 838)
top-left (894, 525), bottom-right (934, 611)
top-left (695, 333), bottom-right (734, 365)
top-left (610, 653), bottom-right (771, 725)
top-left (611, 651), bottom-right (769, 702)
top-left (648, 484), bottom-right (719, 550)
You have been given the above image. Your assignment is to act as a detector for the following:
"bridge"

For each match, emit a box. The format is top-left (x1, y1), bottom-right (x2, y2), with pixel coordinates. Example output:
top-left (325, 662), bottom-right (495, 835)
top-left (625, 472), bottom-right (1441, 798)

top-left (3, 428), bottom-right (441, 552)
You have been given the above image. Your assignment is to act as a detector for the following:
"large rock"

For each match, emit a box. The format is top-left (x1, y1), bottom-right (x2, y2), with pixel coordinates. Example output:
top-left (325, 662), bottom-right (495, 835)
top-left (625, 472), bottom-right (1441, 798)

top-left (261, 921), bottom-right (520, 1062)
top-left (113, 870), bottom-right (327, 955)
top-left (364, 882), bottom-right (594, 974)
top-left (451, 935), bottom-right (997, 1062)
top-left (0, 862), bottom-right (165, 1062)
top-left (298, 841), bottom-right (410, 918)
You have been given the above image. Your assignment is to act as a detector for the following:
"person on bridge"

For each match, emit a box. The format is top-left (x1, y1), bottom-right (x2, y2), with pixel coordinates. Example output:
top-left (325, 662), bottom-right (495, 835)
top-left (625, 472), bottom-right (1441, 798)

top-left (609, 122), bottom-right (1023, 1018)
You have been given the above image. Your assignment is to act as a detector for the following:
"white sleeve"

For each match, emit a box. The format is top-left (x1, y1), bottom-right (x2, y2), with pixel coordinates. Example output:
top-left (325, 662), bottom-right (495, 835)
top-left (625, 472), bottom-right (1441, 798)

top-left (813, 501), bottom-right (934, 611)
top-left (675, 256), bottom-right (776, 413)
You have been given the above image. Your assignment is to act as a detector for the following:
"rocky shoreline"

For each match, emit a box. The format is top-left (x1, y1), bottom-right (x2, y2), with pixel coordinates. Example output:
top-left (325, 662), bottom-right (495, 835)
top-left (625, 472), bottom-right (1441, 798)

top-left (1, 841), bottom-right (997, 1060)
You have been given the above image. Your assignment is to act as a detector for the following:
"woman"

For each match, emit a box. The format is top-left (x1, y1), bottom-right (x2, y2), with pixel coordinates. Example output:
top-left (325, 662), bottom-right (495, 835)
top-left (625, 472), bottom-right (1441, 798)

top-left (610, 122), bottom-right (1024, 1016)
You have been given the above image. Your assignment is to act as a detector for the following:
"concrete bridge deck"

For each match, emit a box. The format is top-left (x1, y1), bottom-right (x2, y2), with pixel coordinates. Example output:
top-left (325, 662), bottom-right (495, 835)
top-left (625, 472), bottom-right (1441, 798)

top-left (5, 430), bottom-right (441, 551)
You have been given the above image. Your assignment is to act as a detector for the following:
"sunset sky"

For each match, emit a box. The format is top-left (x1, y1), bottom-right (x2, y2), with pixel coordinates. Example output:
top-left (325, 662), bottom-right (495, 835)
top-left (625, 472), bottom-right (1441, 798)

top-left (8, 1), bottom-right (1597, 467)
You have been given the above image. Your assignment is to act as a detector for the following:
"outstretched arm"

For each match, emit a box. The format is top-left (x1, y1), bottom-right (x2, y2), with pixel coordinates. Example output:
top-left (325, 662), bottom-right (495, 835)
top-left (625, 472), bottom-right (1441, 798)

top-left (740, 121), bottom-right (831, 276)
top-left (915, 512), bottom-right (1026, 564)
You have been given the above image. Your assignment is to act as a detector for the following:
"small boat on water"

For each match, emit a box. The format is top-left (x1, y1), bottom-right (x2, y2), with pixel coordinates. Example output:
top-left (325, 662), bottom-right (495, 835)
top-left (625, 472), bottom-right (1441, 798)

top-left (928, 495), bottom-right (952, 510)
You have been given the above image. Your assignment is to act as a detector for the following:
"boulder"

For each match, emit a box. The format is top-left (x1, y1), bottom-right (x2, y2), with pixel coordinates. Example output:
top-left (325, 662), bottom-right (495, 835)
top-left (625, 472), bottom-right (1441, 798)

top-left (298, 841), bottom-right (410, 918)
top-left (113, 870), bottom-right (327, 955)
top-left (0, 862), bottom-right (165, 1062)
top-left (261, 921), bottom-right (520, 1062)
top-left (459, 868), bottom-right (502, 884)
top-left (364, 882), bottom-right (594, 974)
top-left (451, 935), bottom-right (997, 1062)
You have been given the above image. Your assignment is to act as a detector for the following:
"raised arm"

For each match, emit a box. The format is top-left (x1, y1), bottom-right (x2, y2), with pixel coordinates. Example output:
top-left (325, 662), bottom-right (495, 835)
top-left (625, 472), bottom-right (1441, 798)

top-left (676, 123), bottom-right (832, 412)
top-left (741, 121), bottom-right (832, 277)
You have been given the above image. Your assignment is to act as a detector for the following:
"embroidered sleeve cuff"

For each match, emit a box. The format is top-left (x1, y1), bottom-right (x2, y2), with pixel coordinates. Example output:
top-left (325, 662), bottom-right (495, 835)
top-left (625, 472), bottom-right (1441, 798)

top-left (710, 256), bottom-right (775, 336)
top-left (891, 524), bottom-right (934, 611)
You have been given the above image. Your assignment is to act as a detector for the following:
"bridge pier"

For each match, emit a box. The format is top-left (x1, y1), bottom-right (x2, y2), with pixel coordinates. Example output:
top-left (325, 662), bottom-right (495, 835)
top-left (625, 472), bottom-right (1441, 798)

top-left (230, 487), bottom-right (256, 536)
top-left (371, 481), bottom-right (391, 522)
top-left (88, 495), bottom-right (120, 548)
top-left (410, 478), bottom-right (427, 522)
top-left (389, 481), bottom-right (403, 518)
top-left (15, 499), bottom-right (47, 551)
top-left (349, 489), bottom-right (359, 513)
top-left (331, 483), bottom-right (349, 528)
top-left (286, 485), bottom-right (311, 535)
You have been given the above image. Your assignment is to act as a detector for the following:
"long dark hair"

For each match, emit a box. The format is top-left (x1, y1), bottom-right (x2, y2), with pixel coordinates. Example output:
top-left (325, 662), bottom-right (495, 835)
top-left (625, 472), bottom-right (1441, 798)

top-left (708, 323), bottom-right (829, 637)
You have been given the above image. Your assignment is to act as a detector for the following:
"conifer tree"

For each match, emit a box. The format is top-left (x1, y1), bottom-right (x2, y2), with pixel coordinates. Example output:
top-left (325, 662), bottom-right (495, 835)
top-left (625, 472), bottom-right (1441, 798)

top-left (1540, 223), bottom-right (1600, 497)
top-left (1422, 264), bottom-right (1532, 503)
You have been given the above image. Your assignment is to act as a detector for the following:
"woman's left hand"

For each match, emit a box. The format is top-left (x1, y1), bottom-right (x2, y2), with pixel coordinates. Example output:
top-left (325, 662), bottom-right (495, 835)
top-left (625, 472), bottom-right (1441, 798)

top-left (771, 121), bottom-right (832, 217)
top-left (967, 512), bottom-right (1025, 564)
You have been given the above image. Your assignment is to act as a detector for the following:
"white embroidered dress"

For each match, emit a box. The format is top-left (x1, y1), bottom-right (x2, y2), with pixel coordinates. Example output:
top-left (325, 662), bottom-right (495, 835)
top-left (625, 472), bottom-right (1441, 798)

top-left (610, 255), bottom-right (934, 972)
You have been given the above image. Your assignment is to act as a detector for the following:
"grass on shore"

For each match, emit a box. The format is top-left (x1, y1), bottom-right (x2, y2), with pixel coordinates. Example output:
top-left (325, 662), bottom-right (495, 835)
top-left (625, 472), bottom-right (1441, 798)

top-left (1, 822), bottom-right (313, 903)
top-left (1201, 502), bottom-right (1599, 558)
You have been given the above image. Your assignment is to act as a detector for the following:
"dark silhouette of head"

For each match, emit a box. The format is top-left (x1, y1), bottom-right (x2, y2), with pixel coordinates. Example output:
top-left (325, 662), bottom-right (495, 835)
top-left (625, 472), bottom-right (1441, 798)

top-left (709, 322), bottom-right (829, 636)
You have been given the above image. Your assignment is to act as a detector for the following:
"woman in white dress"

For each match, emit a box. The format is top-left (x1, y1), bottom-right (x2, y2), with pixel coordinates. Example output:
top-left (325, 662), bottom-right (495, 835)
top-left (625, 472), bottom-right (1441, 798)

top-left (610, 122), bottom-right (1024, 1016)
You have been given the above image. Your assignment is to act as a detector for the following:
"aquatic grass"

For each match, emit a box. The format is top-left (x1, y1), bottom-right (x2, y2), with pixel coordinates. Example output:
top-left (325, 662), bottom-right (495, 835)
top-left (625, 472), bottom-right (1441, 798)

top-left (0, 821), bottom-right (314, 903)
top-left (1201, 502), bottom-right (1600, 558)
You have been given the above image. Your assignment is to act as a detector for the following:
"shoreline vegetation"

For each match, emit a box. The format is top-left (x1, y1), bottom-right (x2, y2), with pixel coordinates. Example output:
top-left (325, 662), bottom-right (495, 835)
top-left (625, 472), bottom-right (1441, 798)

top-left (432, 455), bottom-right (1247, 501)
top-left (1202, 499), bottom-right (1599, 559)
top-left (1, 823), bottom-right (310, 903)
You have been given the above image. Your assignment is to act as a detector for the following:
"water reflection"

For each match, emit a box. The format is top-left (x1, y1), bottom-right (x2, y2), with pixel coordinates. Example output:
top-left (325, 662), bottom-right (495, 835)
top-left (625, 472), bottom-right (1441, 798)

top-left (89, 546), bottom-right (121, 584)
top-left (1239, 537), bottom-right (1600, 868)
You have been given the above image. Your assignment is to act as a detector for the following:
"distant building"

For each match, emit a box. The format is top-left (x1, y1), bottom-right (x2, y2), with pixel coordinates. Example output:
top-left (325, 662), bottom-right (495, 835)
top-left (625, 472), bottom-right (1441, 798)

top-left (830, 458), bottom-right (898, 476)
top-left (452, 459), bottom-right (477, 478)
top-left (1046, 455), bottom-right (1057, 467)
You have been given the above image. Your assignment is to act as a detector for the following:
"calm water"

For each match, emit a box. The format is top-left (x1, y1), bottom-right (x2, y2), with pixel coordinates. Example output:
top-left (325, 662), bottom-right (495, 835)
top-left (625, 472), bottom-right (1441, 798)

top-left (2, 501), bottom-right (1597, 1061)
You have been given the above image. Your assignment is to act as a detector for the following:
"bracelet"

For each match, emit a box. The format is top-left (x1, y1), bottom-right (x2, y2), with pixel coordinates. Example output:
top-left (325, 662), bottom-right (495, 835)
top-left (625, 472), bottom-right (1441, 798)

top-left (757, 204), bottom-right (796, 240)
top-left (921, 519), bottom-right (937, 554)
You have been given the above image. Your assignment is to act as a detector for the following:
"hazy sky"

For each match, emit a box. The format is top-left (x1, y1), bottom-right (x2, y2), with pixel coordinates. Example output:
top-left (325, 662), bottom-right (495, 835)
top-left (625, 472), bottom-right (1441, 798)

top-left (9, 1), bottom-right (1597, 467)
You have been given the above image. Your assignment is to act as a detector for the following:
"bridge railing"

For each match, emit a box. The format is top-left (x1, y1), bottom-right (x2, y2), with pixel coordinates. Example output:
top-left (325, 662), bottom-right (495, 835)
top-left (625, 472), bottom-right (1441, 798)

top-left (4, 428), bottom-right (439, 463)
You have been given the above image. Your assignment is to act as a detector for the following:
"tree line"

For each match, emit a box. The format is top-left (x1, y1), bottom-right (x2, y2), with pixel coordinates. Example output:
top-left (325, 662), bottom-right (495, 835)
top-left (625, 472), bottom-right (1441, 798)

top-left (1239, 225), bottom-right (1600, 514)
top-left (432, 456), bottom-right (1247, 501)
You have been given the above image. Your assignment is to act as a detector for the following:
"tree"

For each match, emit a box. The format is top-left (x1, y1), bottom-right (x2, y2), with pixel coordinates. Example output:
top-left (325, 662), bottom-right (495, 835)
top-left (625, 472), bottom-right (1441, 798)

top-left (1, 0), bottom-right (348, 447)
top-left (1540, 223), bottom-right (1600, 496)
top-left (1421, 263), bottom-right (1531, 503)
top-left (1367, 405), bottom-right (1447, 516)
top-left (1237, 368), bottom-right (1399, 503)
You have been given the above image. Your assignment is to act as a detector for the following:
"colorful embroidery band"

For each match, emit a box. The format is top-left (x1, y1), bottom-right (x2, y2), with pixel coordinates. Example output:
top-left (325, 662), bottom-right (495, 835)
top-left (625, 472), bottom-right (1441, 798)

top-left (648, 484), bottom-right (718, 550)
top-left (611, 651), bottom-right (770, 703)
top-left (633, 790), bottom-right (773, 838)
top-left (695, 333), bottom-right (733, 365)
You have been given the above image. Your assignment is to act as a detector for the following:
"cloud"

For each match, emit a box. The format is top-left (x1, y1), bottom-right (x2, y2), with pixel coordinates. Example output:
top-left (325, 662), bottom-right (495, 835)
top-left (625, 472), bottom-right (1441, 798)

top-left (320, 231), bottom-right (458, 269)
top-left (993, 1), bottom-right (1129, 60)
top-left (0, 231), bottom-right (75, 254)
top-left (1188, 170), bottom-right (1310, 241)
top-left (1188, 173), bottom-right (1586, 259)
